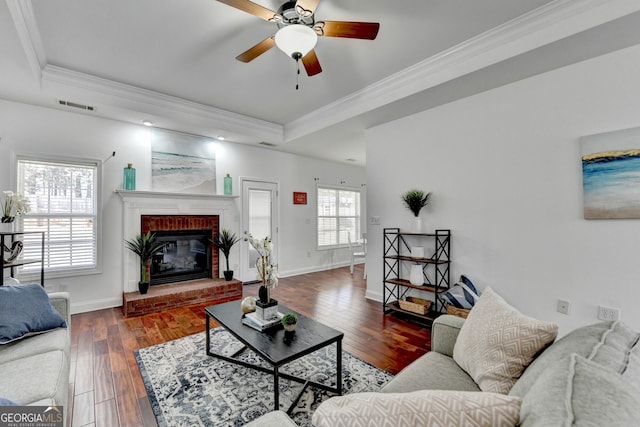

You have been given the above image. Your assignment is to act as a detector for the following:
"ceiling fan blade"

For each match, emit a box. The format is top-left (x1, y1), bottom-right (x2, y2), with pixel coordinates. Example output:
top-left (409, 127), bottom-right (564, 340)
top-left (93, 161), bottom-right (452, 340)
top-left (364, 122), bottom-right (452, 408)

top-left (236, 36), bottom-right (275, 63)
top-left (295, 0), bottom-right (321, 17)
top-left (315, 21), bottom-right (380, 40)
top-left (302, 50), bottom-right (322, 76)
top-left (216, 0), bottom-right (281, 22)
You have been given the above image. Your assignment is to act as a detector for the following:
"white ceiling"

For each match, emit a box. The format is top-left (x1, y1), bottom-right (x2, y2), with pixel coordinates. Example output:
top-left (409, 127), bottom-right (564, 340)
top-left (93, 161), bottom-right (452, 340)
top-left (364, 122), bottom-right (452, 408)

top-left (2, 0), bottom-right (640, 165)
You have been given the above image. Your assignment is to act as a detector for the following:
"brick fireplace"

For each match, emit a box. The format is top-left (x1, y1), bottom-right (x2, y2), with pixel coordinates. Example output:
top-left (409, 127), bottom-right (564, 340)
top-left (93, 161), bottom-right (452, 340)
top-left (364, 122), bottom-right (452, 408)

top-left (141, 214), bottom-right (219, 284)
top-left (117, 190), bottom-right (242, 316)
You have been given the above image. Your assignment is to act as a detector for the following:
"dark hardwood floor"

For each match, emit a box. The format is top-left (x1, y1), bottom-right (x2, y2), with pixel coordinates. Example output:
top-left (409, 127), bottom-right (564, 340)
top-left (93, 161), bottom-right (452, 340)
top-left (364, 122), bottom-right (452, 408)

top-left (67, 265), bottom-right (431, 427)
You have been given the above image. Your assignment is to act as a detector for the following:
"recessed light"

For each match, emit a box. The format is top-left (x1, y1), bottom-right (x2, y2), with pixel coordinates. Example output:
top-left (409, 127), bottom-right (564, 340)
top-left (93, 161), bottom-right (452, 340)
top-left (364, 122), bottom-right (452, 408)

top-left (142, 120), bottom-right (153, 127)
top-left (216, 136), bottom-right (225, 141)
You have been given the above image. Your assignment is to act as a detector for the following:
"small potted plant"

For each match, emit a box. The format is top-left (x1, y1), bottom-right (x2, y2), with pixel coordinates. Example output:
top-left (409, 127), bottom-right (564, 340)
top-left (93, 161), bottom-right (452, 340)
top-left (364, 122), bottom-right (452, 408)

top-left (209, 229), bottom-right (240, 281)
top-left (281, 312), bottom-right (298, 332)
top-left (125, 231), bottom-right (164, 294)
top-left (402, 189), bottom-right (432, 232)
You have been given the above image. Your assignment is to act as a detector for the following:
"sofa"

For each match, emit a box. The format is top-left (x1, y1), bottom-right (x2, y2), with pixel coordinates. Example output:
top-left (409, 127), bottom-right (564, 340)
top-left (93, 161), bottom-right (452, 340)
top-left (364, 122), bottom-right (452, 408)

top-left (248, 287), bottom-right (640, 426)
top-left (0, 287), bottom-right (71, 425)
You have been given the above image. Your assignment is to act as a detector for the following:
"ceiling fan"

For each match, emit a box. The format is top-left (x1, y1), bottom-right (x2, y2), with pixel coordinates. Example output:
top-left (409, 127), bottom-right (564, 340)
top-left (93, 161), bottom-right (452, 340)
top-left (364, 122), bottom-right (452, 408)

top-left (216, 0), bottom-right (380, 77)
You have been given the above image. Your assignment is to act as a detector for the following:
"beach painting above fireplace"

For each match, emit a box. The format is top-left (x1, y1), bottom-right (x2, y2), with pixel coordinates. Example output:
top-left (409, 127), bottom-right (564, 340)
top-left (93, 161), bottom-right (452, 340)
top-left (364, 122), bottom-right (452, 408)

top-left (151, 128), bottom-right (217, 194)
top-left (581, 127), bottom-right (640, 219)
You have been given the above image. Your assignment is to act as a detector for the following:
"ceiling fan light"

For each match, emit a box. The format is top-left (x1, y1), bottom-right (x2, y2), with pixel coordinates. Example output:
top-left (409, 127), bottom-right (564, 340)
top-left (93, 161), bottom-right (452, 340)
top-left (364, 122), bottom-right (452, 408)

top-left (274, 25), bottom-right (317, 59)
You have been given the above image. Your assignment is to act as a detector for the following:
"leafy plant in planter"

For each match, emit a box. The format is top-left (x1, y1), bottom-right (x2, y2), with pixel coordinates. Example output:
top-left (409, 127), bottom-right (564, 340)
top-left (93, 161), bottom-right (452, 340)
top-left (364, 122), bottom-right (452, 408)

top-left (209, 229), bottom-right (240, 281)
top-left (402, 189), bottom-right (432, 217)
top-left (281, 312), bottom-right (298, 332)
top-left (402, 189), bottom-right (432, 232)
top-left (125, 231), bottom-right (164, 294)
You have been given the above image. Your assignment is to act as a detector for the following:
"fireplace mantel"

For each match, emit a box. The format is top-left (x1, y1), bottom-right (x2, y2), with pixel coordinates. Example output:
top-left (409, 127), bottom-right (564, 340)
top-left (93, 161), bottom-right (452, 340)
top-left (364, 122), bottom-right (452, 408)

top-left (117, 189), bottom-right (239, 293)
top-left (115, 189), bottom-right (238, 202)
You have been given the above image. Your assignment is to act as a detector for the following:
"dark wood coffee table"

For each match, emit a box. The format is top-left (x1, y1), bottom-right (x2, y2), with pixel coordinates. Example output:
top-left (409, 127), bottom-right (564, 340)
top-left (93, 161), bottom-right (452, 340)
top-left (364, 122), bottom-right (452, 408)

top-left (205, 301), bottom-right (344, 414)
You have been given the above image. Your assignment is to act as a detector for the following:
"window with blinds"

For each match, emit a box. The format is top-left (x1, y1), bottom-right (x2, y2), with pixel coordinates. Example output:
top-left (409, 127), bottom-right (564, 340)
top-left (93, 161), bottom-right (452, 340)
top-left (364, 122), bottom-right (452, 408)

top-left (317, 186), bottom-right (361, 249)
top-left (17, 158), bottom-right (99, 276)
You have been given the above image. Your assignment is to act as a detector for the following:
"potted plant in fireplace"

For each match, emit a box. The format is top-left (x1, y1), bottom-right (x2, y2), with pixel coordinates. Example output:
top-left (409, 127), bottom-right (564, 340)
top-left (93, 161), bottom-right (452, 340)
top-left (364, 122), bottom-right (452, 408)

top-left (125, 231), bottom-right (164, 295)
top-left (209, 229), bottom-right (240, 281)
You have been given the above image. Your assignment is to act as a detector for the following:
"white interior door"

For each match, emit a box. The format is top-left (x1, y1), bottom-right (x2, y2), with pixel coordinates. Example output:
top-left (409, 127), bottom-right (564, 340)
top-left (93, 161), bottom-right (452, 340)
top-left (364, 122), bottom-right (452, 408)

top-left (240, 179), bottom-right (278, 283)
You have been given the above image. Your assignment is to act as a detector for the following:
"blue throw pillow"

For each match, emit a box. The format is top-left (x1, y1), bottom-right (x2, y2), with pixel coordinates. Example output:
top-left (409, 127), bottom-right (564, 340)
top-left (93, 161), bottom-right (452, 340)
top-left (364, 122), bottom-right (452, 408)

top-left (443, 275), bottom-right (481, 309)
top-left (0, 284), bottom-right (67, 344)
top-left (460, 275), bottom-right (480, 307)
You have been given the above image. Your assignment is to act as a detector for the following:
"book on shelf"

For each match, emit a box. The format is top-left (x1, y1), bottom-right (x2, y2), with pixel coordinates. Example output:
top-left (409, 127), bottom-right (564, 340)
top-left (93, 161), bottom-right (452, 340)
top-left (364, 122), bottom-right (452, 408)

top-left (242, 311), bottom-right (283, 331)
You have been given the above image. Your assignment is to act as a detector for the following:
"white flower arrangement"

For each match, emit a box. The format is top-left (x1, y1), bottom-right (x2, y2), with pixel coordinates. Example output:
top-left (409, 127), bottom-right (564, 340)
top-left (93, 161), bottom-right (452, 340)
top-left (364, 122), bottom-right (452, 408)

top-left (1, 191), bottom-right (30, 223)
top-left (248, 234), bottom-right (278, 288)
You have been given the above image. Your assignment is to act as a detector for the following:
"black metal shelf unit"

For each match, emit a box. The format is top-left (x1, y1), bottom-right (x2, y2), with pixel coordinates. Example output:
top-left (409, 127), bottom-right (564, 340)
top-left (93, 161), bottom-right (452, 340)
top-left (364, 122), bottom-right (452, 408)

top-left (383, 227), bottom-right (451, 325)
top-left (1, 231), bottom-right (45, 286)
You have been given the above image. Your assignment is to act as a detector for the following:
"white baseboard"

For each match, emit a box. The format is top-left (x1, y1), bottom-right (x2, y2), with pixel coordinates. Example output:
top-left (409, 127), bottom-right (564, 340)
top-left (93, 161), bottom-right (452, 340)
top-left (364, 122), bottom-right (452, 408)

top-left (365, 289), bottom-right (383, 302)
top-left (71, 297), bottom-right (122, 315)
top-left (279, 261), bottom-right (352, 278)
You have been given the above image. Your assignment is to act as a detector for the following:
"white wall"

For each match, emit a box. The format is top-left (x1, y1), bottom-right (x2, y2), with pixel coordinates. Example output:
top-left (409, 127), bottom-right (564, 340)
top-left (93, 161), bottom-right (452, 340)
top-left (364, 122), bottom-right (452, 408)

top-left (0, 99), bottom-right (365, 313)
top-left (365, 44), bottom-right (640, 334)
top-left (213, 141), bottom-right (367, 277)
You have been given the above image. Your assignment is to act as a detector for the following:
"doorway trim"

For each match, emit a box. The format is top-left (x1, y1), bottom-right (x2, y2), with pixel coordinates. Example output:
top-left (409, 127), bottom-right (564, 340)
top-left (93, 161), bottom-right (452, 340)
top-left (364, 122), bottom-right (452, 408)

top-left (239, 177), bottom-right (279, 283)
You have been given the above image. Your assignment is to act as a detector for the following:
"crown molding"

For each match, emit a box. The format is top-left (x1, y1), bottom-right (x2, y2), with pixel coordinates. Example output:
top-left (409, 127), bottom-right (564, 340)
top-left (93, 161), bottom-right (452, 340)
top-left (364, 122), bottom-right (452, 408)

top-left (8, 0), bottom-right (283, 142)
top-left (6, 0), bottom-right (46, 85)
top-left (284, 0), bottom-right (640, 142)
top-left (9, 0), bottom-right (640, 146)
top-left (41, 65), bottom-right (283, 142)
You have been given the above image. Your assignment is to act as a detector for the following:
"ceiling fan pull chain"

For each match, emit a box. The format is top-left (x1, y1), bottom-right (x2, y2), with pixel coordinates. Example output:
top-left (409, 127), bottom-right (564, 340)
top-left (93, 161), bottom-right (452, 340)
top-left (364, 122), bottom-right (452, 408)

top-left (296, 58), bottom-right (301, 90)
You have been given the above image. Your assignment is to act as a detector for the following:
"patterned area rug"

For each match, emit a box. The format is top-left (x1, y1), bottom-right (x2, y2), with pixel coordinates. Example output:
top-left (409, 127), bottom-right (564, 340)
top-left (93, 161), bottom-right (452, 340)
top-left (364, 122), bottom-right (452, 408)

top-left (135, 327), bottom-right (393, 426)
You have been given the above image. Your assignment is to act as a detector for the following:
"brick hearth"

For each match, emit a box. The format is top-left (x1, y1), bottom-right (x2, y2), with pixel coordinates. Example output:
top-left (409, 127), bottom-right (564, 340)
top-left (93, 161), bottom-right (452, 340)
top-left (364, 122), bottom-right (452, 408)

top-left (122, 278), bottom-right (242, 317)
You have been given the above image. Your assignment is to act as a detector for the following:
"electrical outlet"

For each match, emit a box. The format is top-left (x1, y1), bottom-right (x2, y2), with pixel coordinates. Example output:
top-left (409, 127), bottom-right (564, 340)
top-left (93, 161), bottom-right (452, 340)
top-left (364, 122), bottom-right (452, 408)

top-left (597, 305), bottom-right (620, 321)
top-left (557, 299), bottom-right (571, 315)
top-left (370, 216), bottom-right (380, 225)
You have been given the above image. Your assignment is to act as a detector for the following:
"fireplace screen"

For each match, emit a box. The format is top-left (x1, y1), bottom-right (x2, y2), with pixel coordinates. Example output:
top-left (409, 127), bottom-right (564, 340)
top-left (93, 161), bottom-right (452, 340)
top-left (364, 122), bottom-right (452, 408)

top-left (150, 229), bottom-right (212, 285)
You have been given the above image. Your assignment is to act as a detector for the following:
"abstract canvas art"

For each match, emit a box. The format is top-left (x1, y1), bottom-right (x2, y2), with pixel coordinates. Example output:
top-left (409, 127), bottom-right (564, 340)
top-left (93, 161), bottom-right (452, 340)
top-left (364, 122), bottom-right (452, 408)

top-left (151, 129), bottom-right (216, 195)
top-left (581, 127), bottom-right (640, 219)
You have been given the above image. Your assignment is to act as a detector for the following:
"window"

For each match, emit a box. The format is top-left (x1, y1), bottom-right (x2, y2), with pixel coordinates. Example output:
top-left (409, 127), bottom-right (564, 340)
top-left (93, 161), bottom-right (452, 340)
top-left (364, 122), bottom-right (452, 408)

top-left (17, 157), bottom-right (100, 276)
top-left (317, 186), bottom-right (361, 249)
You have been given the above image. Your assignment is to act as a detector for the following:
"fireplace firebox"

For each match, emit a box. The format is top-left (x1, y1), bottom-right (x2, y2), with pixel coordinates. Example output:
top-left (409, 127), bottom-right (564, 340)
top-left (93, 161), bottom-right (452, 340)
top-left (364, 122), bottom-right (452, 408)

top-left (150, 229), bottom-right (212, 285)
top-left (140, 214), bottom-right (219, 286)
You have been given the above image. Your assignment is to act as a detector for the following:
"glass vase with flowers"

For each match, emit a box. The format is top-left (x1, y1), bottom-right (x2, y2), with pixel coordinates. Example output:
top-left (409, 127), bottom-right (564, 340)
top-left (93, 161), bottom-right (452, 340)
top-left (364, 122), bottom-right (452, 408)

top-left (1, 191), bottom-right (30, 232)
top-left (248, 234), bottom-right (279, 320)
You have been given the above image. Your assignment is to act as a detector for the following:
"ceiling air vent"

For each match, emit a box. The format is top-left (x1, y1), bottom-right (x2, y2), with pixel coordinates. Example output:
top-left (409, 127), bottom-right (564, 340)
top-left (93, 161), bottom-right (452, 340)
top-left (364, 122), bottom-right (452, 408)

top-left (57, 99), bottom-right (96, 112)
top-left (259, 142), bottom-right (277, 147)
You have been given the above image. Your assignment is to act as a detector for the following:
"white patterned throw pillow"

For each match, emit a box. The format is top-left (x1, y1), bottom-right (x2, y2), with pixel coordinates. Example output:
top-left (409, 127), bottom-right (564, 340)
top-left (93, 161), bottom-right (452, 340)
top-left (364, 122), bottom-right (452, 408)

top-left (312, 390), bottom-right (522, 427)
top-left (453, 287), bottom-right (558, 394)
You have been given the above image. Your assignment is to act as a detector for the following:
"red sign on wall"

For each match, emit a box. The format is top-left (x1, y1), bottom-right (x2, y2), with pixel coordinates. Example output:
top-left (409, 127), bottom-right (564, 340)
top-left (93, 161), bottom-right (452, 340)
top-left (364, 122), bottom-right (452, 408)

top-left (293, 192), bottom-right (307, 205)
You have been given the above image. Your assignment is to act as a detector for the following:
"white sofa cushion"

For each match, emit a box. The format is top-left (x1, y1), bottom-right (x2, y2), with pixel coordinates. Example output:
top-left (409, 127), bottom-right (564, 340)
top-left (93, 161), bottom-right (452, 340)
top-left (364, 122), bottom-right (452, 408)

top-left (0, 350), bottom-right (69, 406)
top-left (312, 390), bottom-right (521, 427)
top-left (453, 287), bottom-right (558, 394)
top-left (519, 353), bottom-right (640, 426)
top-left (244, 410), bottom-right (297, 427)
top-left (381, 351), bottom-right (480, 394)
